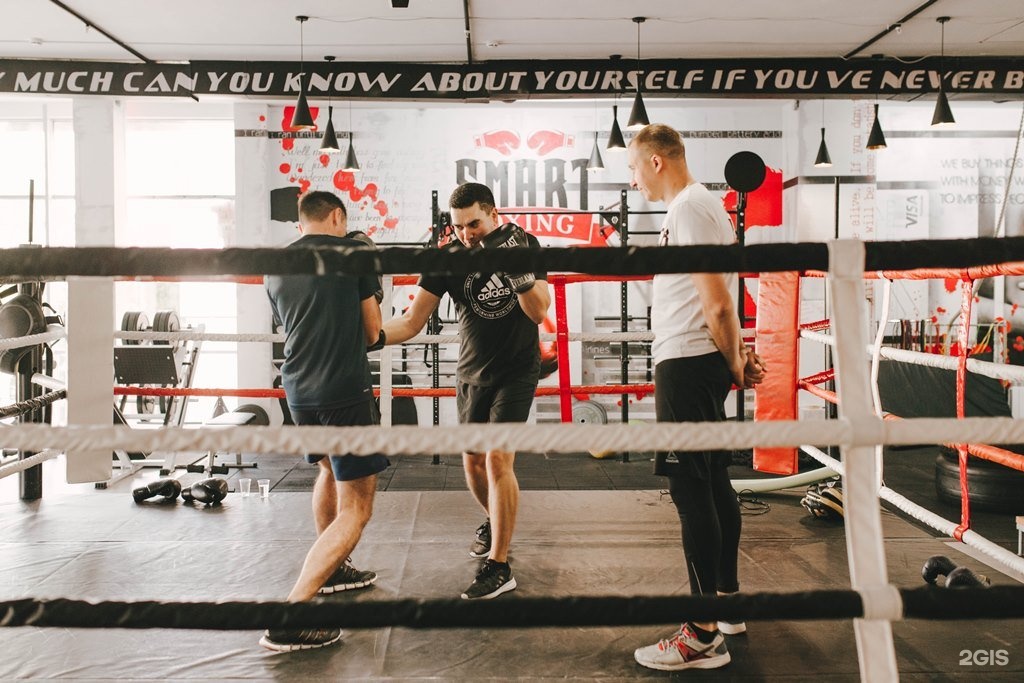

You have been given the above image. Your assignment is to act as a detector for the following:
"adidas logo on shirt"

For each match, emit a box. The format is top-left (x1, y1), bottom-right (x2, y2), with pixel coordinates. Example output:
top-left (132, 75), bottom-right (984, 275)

top-left (477, 274), bottom-right (511, 301)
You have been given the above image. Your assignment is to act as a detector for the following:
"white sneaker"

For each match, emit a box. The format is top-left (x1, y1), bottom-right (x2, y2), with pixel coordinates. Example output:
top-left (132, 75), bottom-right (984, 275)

top-left (634, 623), bottom-right (731, 671)
top-left (718, 620), bottom-right (747, 635)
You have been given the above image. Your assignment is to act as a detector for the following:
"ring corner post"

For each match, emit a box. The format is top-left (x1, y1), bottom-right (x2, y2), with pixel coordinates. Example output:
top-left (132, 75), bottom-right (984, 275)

top-left (827, 239), bottom-right (899, 682)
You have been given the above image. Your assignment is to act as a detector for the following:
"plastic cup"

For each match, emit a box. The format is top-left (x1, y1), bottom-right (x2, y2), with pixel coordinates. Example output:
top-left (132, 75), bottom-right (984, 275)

top-left (258, 479), bottom-right (270, 499)
top-left (238, 478), bottom-right (252, 497)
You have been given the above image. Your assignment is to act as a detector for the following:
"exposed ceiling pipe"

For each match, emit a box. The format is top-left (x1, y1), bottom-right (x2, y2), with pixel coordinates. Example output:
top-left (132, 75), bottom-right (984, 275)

top-left (47, 0), bottom-right (152, 63)
top-left (463, 0), bottom-right (474, 64)
top-left (842, 0), bottom-right (941, 59)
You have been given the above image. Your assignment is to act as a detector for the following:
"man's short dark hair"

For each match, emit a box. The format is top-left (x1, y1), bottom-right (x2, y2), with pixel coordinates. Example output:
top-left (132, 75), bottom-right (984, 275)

top-left (298, 190), bottom-right (347, 222)
top-left (449, 182), bottom-right (496, 213)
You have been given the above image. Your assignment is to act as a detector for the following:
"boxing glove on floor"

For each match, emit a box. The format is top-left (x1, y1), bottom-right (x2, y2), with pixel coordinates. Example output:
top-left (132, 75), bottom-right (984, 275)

top-left (132, 478), bottom-right (182, 504)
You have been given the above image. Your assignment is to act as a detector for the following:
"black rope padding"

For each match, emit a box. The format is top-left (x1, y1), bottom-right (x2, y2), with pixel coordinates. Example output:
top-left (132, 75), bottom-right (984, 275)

top-left (0, 390), bottom-right (66, 419)
top-left (3, 236), bottom-right (1024, 280)
top-left (1, 587), bottom-right (1021, 630)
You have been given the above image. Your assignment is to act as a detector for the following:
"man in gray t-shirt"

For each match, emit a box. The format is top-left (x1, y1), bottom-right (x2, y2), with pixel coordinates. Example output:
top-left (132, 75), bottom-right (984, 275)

top-left (384, 182), bottom-right (549, 601)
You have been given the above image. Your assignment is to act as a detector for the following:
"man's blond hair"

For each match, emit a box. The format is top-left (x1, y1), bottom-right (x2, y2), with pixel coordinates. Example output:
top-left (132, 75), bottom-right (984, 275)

top-left (631, 123), bottom-right (686, 161)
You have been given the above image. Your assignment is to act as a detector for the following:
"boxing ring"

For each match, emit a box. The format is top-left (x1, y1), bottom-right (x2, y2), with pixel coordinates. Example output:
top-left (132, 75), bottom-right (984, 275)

top-left (3, 237), bottom-right (1024, 681)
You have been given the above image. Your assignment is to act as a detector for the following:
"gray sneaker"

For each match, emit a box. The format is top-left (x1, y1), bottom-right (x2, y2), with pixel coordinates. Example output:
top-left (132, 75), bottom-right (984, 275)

top-left (259, 628), bottom-right (343, 652)
top-left (469, 519), bottom-right (491, 558)
top-left (318, 558), bottom-right (378, 595)
top-left (634, 623), bottom-right (730, 671)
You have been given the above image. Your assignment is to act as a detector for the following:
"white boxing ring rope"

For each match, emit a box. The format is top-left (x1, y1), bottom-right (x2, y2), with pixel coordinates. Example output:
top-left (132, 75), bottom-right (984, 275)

top-left (11, 416), bottom-right (1024, 464)
top-left (801, 329), bottom-right (1024, 385)
top-left (0, 329), bottom-right (66, 351)
top-left (0, 449), bottom-right (62, 479)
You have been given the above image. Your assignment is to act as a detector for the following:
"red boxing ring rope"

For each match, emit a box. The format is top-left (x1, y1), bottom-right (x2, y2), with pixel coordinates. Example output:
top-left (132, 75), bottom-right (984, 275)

top-left (113, 384), bottom-right (655, 400)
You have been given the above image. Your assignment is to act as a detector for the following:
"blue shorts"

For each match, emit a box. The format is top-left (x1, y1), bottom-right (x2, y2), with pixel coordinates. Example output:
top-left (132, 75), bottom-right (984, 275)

top-left (291, 399), bottom-right (390, 482)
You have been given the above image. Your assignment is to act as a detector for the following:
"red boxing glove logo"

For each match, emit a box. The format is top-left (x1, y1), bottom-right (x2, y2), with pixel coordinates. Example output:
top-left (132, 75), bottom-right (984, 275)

top-left (474, 129), bottom-right (521, 156)
top-left (527, 129), bottom-right (575, 156)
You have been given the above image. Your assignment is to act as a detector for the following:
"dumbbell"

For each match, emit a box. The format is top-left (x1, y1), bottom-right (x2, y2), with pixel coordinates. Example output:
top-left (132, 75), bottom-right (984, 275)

top-left (181, 477), bottom-right (229, 506)
top-left (132, 478), bottom-right (182, 504)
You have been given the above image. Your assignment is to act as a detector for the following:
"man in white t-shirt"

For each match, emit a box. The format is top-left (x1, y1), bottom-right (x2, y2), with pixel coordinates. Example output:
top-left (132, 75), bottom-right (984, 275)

top-left (627, 124), bottom-right (766, 672)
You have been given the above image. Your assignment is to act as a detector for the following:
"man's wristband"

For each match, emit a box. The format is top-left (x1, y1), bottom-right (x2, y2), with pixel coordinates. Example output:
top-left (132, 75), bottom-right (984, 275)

top-left (367, 329), bottom-right (386, 352)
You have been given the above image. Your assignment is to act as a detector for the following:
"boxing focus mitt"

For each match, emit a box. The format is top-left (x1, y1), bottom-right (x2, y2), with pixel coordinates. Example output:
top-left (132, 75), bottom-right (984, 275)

top-left (348, 230), bottom-right (384, 303)
top-left (479, 223), bottom-right (535, 293)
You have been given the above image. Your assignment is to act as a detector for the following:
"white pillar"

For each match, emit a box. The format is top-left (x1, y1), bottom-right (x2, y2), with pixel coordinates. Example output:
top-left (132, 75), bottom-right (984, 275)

top-left (66, 98), bottom-right (122, 483)
top-left (232, 104), bottom-right (275, 421)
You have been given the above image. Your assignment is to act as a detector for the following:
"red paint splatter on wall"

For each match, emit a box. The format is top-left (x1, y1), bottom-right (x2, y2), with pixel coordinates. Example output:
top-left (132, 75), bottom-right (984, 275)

top-left (363, 183), bottom-right (378, 201)
top-left (298, 179), bottom-right (311, 194)
top-left (282, 138), bottom-right (295, 151)
top-left (384, 217), bottom-right (399, 229)
top-left (944, 277), bottom-right (958, 293)
top-left (334, 170), bottom-right (355, 192)
top-left (374, 200), bottom-right (388, 217)
top-left (722, 168), bottom-right (783, 228)
top-left (259, 115), bottom-right (266, 122)
top-left (279, 163), bottom-right (291, 174)
top-left (319, 154), bottom-right (330, 167)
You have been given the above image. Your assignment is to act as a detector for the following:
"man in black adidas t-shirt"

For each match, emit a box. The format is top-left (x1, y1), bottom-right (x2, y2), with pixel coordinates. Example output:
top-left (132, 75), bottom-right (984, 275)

top-left (383, 182), bottom-right (550, 600)
top-left (261, 190), bottom-right (388, 652)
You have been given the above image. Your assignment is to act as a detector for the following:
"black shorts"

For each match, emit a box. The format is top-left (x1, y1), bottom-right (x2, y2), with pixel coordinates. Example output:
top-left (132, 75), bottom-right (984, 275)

top-left (654, 353), bottom-right (733, 479)
top-left (292, 399), bottom-right (390, 481)
top-left (457, 376), bottom-right (537, 425)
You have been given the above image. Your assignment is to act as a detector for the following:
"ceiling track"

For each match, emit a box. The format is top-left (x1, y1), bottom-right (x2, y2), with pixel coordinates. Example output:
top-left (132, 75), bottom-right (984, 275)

top-left (463, 0), bottom-right (474, 64)
top-left (842, 0), bottom-right (942, 60)
top-left (47, 0), bottom-right (152, 63)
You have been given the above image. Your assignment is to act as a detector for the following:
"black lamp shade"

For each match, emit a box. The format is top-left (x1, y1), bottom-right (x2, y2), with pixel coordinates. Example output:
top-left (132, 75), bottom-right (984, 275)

top-left (343, 138), bottom-right (361, 172)
top-left (814, 127), bottom-right (832, 167)
top-left (607, 106), bottom-right (626, 149)
top-left (290, 78), bottom-right (315, 130)
top-left (866, 104), bottom-right (887, 150)
top-left (931, 89), bottom-right (955, 127)
top-left (320, 108), bottom-right (341, 152)
top-left (626, 91), bottom-right (649, 131)
top-left (587, 134), bottom-right (604, 171)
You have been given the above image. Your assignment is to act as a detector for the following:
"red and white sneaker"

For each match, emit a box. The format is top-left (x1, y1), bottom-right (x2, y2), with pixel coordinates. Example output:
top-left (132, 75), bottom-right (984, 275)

top-left (633, 623), bottom-right (731, 671)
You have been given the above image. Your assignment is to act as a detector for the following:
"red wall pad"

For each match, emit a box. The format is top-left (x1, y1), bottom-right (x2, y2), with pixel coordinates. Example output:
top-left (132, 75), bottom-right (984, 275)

top-left (753, 271), bottom-right (801, 474)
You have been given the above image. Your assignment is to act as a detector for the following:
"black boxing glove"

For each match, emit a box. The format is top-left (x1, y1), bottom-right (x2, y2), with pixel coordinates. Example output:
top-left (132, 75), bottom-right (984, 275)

top-left (184, 478), bottom-right (229, 506)
top-left (479, 223), bottom-right (536, 293)
top-left (945, 566), bottom-right (991, 589)
top-left (367, 329), bottom-right (386, 352)
top-left (921, 555), bottom-right (958, 585)
top-left (348, 230), bottom-right (384, 303)
top-left (132, 478), bottom-right (182, 504)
